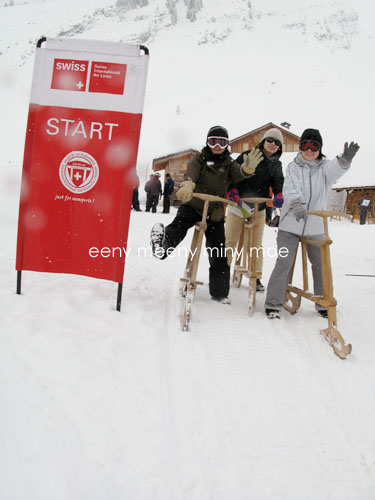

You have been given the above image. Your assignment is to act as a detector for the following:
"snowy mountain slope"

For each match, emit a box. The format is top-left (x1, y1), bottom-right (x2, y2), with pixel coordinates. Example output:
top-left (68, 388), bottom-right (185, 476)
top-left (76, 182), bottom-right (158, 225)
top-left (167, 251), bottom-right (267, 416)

top-left (1, 0), bottom-right (374, 182)
top-left (1, 1), bottom-right (375, 498)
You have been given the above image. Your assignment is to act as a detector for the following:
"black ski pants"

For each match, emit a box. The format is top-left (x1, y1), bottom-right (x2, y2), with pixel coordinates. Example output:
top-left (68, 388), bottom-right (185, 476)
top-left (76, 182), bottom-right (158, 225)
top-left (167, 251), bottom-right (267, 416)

top-left (146, 194), bottom-right (159, 213)
top-left (132, 188), bottom-right (140, 210)
top-left (163, 194), bottom-right (171, 213)
top-left (165, 204), bottom-right (230, 299)
top-left (359, 207), bottom-right (368, 225)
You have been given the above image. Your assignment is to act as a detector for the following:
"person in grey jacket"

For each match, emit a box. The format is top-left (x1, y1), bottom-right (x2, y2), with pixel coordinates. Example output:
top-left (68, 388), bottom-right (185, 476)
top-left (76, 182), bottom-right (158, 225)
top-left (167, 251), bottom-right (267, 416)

top-left (265, 128), bottom-right (360, 319)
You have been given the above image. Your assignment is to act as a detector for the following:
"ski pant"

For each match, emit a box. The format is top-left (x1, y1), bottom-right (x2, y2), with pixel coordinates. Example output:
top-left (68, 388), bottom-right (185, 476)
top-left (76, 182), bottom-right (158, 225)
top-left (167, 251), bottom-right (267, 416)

top-left (265, 206), bottom-right (273, 224)
top-left (225, 208), bottom-right (266, 274)
top-left (359, 207), bottom-right (368, 225)
top-left (165, 204), bottom-right (230, 299)
top-left (265, 230), bottom-right (325, 311)
top-left (132, 188), bottom-right (140, 210)
top-left (146, 194), bottom-right (159, 213)
top-left (163, 194), bottom-right (171, 213)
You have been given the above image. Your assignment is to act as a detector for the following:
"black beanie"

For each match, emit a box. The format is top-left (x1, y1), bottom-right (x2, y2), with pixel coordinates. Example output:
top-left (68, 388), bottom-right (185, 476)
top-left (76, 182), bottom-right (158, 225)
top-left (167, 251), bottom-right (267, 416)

top-left (207, 125), bottom-right (229, 139)
top-left (300, 128), bottom-right (323, 147)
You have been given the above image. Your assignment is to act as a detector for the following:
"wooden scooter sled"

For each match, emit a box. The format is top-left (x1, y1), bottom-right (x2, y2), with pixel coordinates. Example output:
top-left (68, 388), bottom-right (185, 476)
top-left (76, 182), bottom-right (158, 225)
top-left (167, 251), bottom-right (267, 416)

top-left (231, 197), bottom-right (271, 315)
top-left (180, 193), bottom-right (236, 331)
top-left (283, 210), bottom-right (352, 359)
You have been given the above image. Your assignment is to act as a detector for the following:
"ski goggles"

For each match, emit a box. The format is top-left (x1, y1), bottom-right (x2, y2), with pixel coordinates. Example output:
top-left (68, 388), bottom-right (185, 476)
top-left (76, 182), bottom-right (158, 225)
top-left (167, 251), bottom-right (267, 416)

top-left (265, 137), bottom-right (282, 147)
top-left (299, 140), bottom-right (321, 152)
top-left (207, 136), bottom-right (229, 148)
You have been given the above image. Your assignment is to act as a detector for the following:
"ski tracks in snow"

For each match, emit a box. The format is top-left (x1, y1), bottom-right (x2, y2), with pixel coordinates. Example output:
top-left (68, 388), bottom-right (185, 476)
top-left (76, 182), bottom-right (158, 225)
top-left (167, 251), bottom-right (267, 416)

top-left (154, 274), bottom-right (375, 499)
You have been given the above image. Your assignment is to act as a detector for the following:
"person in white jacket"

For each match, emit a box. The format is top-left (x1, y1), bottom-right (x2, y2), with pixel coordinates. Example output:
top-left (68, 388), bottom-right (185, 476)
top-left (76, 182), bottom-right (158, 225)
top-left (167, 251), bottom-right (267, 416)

top-left (264, 128), bottom-right (360, 319)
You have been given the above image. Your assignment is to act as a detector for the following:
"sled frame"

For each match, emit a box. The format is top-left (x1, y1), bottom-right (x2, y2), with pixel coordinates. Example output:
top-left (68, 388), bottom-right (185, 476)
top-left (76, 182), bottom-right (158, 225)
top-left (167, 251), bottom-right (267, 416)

top-left (283, 210), bottom-right (352, 359)
top-left (180, 193), bottom-right (236, 331)
top-left (232, 197), bottom-right (271, 315)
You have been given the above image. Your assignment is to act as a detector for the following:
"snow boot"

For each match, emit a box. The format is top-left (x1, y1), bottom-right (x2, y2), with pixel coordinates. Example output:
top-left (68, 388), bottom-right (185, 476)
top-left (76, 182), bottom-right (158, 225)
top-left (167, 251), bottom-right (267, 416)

top-left (266, 308), bottom-right (281, 319)
top-left (256, 279), bottom-right (265, 292)
top-left (211, 296), bottom-right (231, 305)
top-left (150, 223), bottom-right (167, 259)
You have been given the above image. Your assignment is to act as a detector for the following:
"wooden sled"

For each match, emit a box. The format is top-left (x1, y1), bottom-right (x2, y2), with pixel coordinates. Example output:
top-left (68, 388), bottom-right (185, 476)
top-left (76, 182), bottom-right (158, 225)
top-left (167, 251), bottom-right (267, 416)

top-left (284, 210), bottom-right (352, 359)
top-left (231, 197), bottom-right (271, 315)
top-left (180, 193), bottom-right (236, 331)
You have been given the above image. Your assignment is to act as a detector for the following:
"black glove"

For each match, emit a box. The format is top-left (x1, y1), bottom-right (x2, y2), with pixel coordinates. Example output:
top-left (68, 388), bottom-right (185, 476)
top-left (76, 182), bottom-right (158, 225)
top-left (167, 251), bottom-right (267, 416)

top-left (341, 142), bottom-right (360, 164)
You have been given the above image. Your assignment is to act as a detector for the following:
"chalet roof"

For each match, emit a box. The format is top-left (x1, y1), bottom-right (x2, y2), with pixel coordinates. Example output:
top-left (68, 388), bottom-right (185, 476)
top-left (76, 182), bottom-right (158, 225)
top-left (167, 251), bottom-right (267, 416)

top-left (153, 148), bottom-right (199, 165)
top-left (230, 122), bottom-right (301, 143)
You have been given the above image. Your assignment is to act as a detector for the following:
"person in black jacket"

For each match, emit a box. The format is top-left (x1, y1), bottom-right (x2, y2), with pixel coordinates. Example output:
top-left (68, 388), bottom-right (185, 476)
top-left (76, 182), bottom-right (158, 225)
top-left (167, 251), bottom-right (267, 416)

top-left (162, 173), bottom-right (175, 213)
top-left (225, 128), bottom-right (285, 291)
top-left (145, 173), bottom-right (162, 212)
top-left (150, 125), bottom-right (263, 303)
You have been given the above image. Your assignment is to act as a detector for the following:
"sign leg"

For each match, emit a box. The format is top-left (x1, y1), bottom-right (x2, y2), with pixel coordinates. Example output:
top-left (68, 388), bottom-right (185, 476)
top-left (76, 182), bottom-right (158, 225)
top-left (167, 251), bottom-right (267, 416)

top-left (116, 282), bottom-right (123, 312)
top-left (16, 271), bottom-right (22, 295)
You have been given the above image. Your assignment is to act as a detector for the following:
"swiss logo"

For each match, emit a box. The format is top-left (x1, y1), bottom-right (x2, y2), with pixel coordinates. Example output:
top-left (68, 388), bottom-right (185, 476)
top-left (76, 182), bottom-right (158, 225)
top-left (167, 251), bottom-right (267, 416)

top-left (59, 151), bottom-right (99, 194)
top-left (51, 59), bottom-right (89, 92)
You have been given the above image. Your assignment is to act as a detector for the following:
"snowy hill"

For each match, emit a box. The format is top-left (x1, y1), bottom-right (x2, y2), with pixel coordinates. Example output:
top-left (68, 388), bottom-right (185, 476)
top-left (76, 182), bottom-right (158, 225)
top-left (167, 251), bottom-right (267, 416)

top-left (1, 1), bottom-right (375, 499)
top-left (1, 0), bottom-right (375, 182)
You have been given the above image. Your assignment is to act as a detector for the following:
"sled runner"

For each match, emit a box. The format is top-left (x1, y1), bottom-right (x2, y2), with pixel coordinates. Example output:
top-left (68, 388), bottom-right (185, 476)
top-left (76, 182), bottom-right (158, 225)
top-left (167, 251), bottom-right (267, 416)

top-left (231, 197), bottom-right (271, 315)
top-left (283, 210), bottom-right (352, 359)
top-left (180, 193), bottom-right (236, 331)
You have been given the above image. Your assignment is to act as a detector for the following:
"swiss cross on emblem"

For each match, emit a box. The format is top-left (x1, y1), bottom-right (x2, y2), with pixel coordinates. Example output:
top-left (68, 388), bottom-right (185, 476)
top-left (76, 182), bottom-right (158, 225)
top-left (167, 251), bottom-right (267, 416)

top-left (69, 160), bottom-right (92, 187)
top-left (59, 151), bottom-right (99, 194)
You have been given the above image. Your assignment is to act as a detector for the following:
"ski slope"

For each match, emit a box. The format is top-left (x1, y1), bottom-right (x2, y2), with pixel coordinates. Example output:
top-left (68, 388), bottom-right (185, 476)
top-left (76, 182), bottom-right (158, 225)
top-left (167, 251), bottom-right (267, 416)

top-left (1, 159), bottom-right (375, 499)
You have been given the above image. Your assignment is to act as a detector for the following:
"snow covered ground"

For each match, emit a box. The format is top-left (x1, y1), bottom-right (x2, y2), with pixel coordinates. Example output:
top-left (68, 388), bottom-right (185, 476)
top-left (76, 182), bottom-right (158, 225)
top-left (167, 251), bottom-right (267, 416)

top-left (2, 158), bottom-right (375, 499)
top-left (1, 0), bottom-right (375, 498)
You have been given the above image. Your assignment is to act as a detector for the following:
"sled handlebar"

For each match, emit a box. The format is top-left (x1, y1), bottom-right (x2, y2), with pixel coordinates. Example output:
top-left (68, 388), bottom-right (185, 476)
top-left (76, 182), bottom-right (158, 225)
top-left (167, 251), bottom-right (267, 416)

top-left (240, 197), bottom-right (272, 204)
top-left (192, 193), bottom-right (238, 207)
top-left (308, 210), bottom-right (351, 219)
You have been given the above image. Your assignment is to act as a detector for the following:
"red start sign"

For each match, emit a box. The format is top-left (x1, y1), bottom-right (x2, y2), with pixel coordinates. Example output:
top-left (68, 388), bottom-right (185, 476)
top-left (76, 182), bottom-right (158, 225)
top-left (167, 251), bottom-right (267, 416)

top-left (17, 38), bottom-right (149, 285)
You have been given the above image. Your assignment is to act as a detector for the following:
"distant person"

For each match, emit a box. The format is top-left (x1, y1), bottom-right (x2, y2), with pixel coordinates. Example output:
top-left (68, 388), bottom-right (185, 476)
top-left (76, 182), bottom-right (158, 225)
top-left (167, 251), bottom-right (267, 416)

top-left (132, 173), bottom-right (141, 211)
top-left (265, 128), bottom-right (360, 319)
top-left (149, 125), bottom-right (263, 304)
top-left (145, 172), bottom-right (162, 213)
top-left (162, 173), bottom-right (175, 214)
top-left (225, 128), bottom-right (284, 292)
top-left (358, 193), bottom-right (371, 225)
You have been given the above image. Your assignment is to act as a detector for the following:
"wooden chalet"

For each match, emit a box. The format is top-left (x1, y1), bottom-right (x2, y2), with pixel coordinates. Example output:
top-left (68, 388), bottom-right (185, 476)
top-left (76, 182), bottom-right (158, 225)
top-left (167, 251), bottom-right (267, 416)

top-left (229, 122), bottom-right (300, 154)
top-left (152, 148), bottom-right (199, 205)
top-left (332, 185), bottom-right (375, 223)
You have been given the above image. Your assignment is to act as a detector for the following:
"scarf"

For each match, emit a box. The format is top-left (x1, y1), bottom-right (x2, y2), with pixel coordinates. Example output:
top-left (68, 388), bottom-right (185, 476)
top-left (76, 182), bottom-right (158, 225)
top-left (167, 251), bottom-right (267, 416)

top-left (295, 152), bottom-right (324, 169)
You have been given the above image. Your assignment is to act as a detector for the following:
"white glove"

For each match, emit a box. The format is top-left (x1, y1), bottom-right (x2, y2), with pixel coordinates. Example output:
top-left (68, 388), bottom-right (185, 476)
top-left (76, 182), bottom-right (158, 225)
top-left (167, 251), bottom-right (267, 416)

top-left (176, 181), bottom-right (195, 203)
